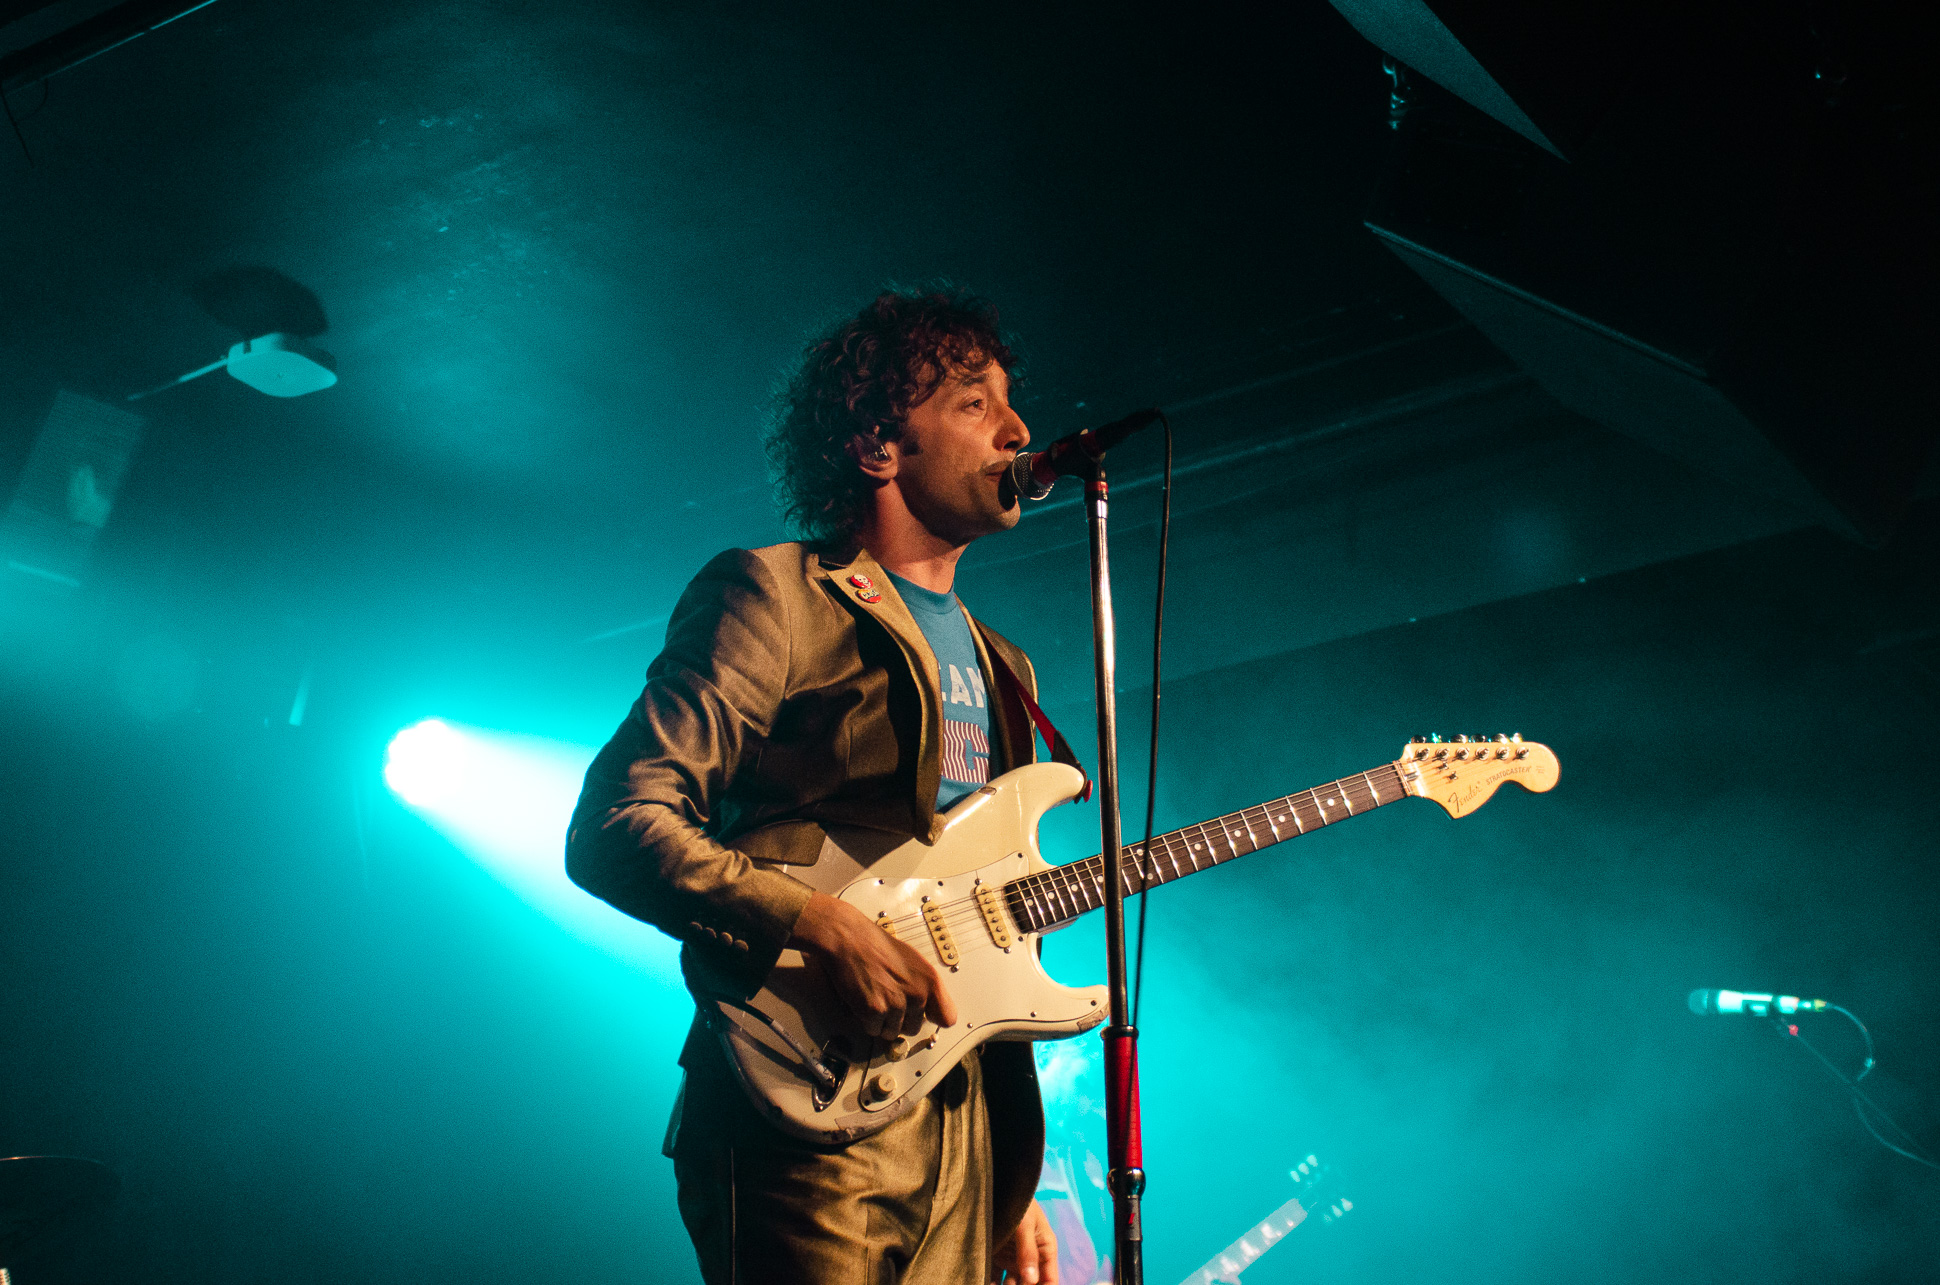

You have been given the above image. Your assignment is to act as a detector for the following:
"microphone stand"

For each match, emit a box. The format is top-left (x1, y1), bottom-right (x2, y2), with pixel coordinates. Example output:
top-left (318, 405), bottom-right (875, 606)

top-left (1079, 451), bottom-right (1146, 1285)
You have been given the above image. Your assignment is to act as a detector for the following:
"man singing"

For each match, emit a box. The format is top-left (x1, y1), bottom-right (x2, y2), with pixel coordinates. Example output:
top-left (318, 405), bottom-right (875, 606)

top-left (568, 287), bottom-right (1062, 1284)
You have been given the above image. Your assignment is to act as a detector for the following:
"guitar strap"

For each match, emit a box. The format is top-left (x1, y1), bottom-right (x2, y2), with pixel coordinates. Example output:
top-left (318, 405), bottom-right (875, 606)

top-left (978, 637), bottom-right (1092, 803)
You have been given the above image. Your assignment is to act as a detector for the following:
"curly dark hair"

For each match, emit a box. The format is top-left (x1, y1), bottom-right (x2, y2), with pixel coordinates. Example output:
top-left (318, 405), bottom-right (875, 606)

top-left (765, 284), bottom-right (1020, 546)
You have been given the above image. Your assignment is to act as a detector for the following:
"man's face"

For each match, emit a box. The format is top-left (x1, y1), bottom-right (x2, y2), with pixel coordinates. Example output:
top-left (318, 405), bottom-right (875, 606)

top-left (891, 360), bottom-right (1031, 546)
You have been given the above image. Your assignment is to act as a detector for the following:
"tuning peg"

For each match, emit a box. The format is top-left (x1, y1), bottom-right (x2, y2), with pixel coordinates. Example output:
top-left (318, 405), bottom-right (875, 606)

top-left (1410, 736), bottom-right (1426, 744)
top-left (1511, 733), bottom-right (1522, 742)
top-left (1495, 734), bottom-right (1510, 743)
top-left (1452, 734), bottom-right (1470, 743)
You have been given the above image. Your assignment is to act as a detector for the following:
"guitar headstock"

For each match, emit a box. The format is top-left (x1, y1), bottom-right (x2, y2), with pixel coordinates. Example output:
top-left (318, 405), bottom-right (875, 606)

top-left (1291, 1155), bottom-right (1355, 1226)
top-left (1399, 733), bottom-right (1559, 818)
top-left (1290, 1154), bottom-right (1351, 1217)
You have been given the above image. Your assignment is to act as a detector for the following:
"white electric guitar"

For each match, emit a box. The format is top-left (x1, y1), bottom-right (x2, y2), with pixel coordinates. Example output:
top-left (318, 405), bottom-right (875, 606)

top-left (705, 735), bottom-right (1559, 1143)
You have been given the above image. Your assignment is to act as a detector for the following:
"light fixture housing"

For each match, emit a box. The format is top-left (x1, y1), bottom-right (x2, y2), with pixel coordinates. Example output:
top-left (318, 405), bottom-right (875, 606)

top-left (225, 332), bottom-right (338, 397)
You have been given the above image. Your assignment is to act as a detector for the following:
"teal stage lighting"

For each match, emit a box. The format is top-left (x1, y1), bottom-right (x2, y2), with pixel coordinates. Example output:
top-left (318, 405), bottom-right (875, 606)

top-left (384, 718), bottom-right (681, 985)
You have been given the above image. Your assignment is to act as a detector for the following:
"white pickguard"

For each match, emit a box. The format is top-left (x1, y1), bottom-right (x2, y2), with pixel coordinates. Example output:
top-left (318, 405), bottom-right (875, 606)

top-left (708, 762), bottom-right (1108, 1144)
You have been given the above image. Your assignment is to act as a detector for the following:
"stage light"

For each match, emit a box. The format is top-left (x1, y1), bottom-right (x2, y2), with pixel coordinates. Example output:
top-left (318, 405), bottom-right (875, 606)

top-left (383, 719), bottom-right (681, 985)
top-left (383, 718), bottom-right (469, 807)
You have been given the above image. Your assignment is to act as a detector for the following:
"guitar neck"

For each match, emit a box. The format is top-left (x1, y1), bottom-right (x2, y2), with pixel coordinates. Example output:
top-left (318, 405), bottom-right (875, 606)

top-left (1003, 761), bottom-right (1410, 934)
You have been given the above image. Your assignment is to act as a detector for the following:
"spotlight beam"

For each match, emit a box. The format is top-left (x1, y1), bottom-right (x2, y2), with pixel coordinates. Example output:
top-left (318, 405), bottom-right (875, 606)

top-left (384, 719), bottom-right (680, 985)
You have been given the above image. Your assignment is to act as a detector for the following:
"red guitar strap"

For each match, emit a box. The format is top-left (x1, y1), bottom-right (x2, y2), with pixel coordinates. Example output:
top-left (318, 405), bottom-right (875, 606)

top-left (979, 637), bottom-right (1092, 803)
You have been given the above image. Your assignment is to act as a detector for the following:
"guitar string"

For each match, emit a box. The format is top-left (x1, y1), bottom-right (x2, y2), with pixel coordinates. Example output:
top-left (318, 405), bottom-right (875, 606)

top-left (876, 769), bottom-right (1405, 940)
top-left (880, 770), bottom-right (1401, 936)
top-left (896, 798), bottom-right (1341, 966)
top-left (986, 768), bottom-right (1397, 925)
top-left (905, 830), bottom-right (1381, 970)
top-left (880, 811), bottom-right (1286, 938)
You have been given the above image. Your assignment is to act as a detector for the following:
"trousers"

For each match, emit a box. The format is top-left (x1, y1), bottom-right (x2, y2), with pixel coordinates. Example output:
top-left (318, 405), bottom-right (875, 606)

top-left (673, 1048), bottom-right (994, 1285)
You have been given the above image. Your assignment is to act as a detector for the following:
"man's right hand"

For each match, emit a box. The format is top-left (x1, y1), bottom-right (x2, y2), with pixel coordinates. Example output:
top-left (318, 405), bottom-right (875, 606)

top-left (788, 891), bottom-right (959, 1038)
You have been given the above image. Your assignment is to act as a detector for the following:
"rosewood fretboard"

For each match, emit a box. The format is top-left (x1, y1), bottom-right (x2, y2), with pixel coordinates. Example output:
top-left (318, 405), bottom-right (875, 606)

top-left (1002, 762), bottom-right (1410, 934)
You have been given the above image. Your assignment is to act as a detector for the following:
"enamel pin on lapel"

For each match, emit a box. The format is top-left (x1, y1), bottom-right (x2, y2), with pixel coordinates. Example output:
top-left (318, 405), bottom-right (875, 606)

top-left (848, 572), bottom-right (882, 604)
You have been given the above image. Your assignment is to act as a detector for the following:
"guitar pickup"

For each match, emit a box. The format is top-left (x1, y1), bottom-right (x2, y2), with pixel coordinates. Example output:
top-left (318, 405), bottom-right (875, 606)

top-left (922, 902), bottom-right (960, 967)
top-left (975, 885), bottom-right (1014, 949)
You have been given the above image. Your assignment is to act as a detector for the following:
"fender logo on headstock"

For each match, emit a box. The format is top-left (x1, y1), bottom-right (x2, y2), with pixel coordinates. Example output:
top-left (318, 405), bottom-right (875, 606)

top-left (1446, 763), bottom-right (1538, 815)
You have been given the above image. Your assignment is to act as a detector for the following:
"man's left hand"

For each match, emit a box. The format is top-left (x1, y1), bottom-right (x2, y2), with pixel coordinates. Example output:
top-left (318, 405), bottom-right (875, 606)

top-left (991, 1199), bottom-right (1059, 1285)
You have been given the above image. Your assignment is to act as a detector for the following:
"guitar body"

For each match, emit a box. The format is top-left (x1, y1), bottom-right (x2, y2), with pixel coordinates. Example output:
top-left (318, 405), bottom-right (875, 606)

top-left (709, 762), bottom-right (1107, 1145)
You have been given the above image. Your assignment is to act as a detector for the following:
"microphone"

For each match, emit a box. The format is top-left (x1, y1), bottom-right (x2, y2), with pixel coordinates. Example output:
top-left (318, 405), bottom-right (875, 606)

top-left (1009, 408), bottom-right (1162, 501)
top-left (1688, 989), bottom-right (1830, 1017)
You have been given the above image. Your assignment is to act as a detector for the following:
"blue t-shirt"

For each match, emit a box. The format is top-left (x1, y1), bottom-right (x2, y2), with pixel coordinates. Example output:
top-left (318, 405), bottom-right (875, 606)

top-left (885, 571), bottom-right (993, 810)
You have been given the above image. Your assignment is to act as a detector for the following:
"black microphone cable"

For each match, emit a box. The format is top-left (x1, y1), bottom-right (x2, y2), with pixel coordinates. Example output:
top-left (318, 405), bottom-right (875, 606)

top-left (1720, 997), bottom-right (1940, 1171)
top-left (1131, 412), bottom-right (1171, 1028)
top-left (1794, 1008), bottom-right (1939, 1171)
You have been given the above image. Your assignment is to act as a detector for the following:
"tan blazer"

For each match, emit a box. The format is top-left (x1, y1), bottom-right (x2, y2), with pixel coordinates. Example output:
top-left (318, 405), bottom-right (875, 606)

top-left (567, 541), bottom-right (1048, 1232)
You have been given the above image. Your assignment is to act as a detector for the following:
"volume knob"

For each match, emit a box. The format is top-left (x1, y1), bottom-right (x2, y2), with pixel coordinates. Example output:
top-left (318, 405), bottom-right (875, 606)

top-left (867, 1071), bottom-right (900, 1103)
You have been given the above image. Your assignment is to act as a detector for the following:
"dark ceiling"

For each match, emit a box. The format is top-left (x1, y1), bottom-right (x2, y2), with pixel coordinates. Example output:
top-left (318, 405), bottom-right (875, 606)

top-left (0, 0), bottom-right (1488, 723)
top-left (4, 0), bottom-right (1899, 735)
